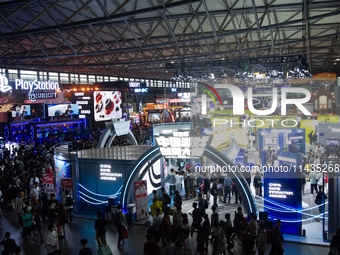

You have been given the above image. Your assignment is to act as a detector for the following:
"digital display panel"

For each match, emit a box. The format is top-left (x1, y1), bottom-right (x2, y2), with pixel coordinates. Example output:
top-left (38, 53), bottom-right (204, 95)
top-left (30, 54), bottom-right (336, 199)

top-left (48, 104), bottom-right (79, 117)
top-left (12, 105), bottom-right (31, 117)
top-left (93, 91), bottom-right (122, 122)
top-left (326, 139), bottom-right (339, 146)
top-left (71, 92), bottom-right (93, 119)
top-left (264, 137), bottom-right (277, 145)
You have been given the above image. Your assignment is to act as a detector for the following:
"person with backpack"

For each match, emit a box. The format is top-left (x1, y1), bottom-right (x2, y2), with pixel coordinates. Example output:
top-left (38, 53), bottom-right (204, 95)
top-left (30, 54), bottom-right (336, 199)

top-left (257, 223), bottom-right (267, 255)
top-left (63, 189), bottom-right (74, 223)
top-left (79, 238), bottom-right (92, 255)
top-left (197, 193), bottom-right (208, 218)
top-left (114, 204), bottom-right (128, 249)
top-left (315, 186), bottom-right (328, 220)
top-left (161, 188), bottom-right (171, 213)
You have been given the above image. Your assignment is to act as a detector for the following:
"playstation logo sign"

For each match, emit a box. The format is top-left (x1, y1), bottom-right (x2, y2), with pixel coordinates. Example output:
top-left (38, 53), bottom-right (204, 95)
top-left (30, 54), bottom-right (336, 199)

top-left (0, 75), bottom-right (11, 93)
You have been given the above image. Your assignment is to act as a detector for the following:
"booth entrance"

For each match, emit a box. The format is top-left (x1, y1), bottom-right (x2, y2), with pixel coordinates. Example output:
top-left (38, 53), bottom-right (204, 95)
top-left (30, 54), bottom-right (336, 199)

top-left (121, 145), bottom-right (257, 215)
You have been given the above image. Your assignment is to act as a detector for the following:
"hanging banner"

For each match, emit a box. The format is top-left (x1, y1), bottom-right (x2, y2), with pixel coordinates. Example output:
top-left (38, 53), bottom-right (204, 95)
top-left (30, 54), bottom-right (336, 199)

top-left (61, 178), bottom-right (73, 200)
top-left (134, 180), bottom-right (148, 220)
top-left (43, 174), bottom-right (54, 200)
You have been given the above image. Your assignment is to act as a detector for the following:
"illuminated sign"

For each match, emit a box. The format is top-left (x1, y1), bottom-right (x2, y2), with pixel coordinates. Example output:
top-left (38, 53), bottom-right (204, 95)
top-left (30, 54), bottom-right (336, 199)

top-left (129, 82), bottom-right (141, 88)
top-left (99, 164), bottom-right (123, 181)
top-left (15, 79), bottom-right (59, 92)
top-left (72, 91), bottom-right (93, 119)
top-left (0, 75), bottom-right (11, 93)
top-left (0, 75), bottom-right (59, 102)
top-left (171, 88), bottom-right (177, 92)
top-left (135, 88), bottom-right (148, 93)
top-left (268, 183), bottom-right (294, 199)
top-left (28, 92), bottom-right (58, 102)
top-left (156, 131), bottom-right (211, 158)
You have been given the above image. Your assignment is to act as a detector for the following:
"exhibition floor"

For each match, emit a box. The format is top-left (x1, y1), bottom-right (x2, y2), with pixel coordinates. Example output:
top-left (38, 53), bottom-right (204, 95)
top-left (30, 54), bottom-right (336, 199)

top-left (0, 206), bottom-right (329, 255)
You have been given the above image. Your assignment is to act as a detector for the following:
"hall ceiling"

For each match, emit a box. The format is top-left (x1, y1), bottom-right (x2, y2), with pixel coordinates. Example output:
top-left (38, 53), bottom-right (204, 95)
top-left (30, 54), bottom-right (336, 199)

top-left (0, 0), bottom-right (339, 78)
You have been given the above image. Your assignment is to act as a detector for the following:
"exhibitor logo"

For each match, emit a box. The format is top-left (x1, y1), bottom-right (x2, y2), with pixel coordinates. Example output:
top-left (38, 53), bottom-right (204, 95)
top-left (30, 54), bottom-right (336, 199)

top-left (0, 75), bottom-right (11, 93)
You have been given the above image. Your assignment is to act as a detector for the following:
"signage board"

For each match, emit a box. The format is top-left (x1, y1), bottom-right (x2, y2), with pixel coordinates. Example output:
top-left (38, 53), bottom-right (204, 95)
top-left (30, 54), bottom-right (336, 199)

top-left (94, 91), bottom-right (122, 122)
top-left (135, 88), bottom-right (148, 93)
top-left (0, 74), bottom-right (59, 102)
top-left (134, 180), bottom-right (148, 220)
top-left (71, 92), bottom-right (94, 119)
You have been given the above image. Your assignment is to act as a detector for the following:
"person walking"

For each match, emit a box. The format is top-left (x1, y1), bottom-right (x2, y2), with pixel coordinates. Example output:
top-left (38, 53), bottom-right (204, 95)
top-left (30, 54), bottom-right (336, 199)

top-left (21, 207), bottom-right (34, 245)
top-left (269, 220), bottom-right (284, 255)
top-left (46, 224), bottom-right (61, 255)
top-left (162, 169), bottom-right (176, 199)
top-left (308, 131), bottom-right (313, 145)
top-left (95, 211), bottom-right (107, 247)
top-left (30, 203), bottom-right (44, 243)
top-left (1, 232), bottom-right (17, 255)
top-left (161, 188), bottom-right (171, 213)
top-left (223, 175), bottom-right (232, 203)
top-left (309, 171), bottom-right (318, 195)
top-left (211, 178), bottom-right (218, 208)
top-left (79, 238), bottom-right (92, 255)
top-left (58, 204), bottom-right (67, 239)
top-left (257, 224), bottom-right (267, 255)
top-left (63, 189), bottom-right (74, 223)
top-left (115, 204), bottom-right (128, 249)
top-left (48, 194), bottom-right (59, 224)
top-left (315, 186), bottom-right (328, 219)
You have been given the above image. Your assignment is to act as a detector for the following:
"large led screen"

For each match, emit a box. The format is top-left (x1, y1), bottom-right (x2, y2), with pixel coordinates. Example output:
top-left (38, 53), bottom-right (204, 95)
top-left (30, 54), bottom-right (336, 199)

top-left (12, 105), bottom-right (31, 117)
top-left (48, 104), bottom-right (79, 117)
top-left (93, 91), bottom-right (122, 122)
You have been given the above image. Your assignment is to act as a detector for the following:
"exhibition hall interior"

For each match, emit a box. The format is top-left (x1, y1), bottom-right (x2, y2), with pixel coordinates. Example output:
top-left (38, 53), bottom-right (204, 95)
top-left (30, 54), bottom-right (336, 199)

top-left (0, 0), bottom-right (340, 254)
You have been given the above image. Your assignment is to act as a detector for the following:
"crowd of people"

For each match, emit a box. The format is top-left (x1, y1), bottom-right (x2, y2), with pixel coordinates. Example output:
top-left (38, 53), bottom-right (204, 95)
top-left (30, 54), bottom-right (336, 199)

top-left (145, 186), bottom-right (287, 255)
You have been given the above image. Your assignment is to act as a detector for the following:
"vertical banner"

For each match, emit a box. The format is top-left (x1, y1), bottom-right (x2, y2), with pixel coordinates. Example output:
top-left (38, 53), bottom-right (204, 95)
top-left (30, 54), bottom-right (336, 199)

top-left (43, 174), bottom-right (54, 199)
top-left (54, 157), bottom-right (71, 202)
top-left (61, 178), bottom-right (73, 201)
top-left (134, 180), bottom-right (148, 220)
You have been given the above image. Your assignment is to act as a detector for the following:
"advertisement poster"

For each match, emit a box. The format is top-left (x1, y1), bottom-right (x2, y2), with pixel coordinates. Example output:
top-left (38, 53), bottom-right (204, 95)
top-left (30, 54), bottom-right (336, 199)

top-left (93, 91), bottom-right (122, 122)
top-left (54, 158), bottom-right (71, 202)
top-left (134, 180), bottom-right (148, 220)
top-left (43, 174), bottom-right (54, 200)
top-left (61, 178), bottom-right (73, 200)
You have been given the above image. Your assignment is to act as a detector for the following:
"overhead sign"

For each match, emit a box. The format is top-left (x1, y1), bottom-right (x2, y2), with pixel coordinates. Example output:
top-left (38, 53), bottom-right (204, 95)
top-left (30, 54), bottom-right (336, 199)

top-left (0, 74), bottom-right (59, 102)
top-left (156, 131), bottom-right (211, 158)
top-left (135, 88), bottom-right (148, 93)
top-left (129, 82), bottom-right (141, 88)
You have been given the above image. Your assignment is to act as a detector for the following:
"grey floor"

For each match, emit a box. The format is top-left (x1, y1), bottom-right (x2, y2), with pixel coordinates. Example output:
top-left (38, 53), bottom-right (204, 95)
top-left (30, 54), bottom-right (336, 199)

top-left (0, 203), bottom-right (330, 255)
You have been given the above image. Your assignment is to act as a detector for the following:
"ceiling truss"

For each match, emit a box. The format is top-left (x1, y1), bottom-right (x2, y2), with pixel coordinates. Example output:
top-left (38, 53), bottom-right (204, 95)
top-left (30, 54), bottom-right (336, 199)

top-left (0, 0), bottom-right (339, 78)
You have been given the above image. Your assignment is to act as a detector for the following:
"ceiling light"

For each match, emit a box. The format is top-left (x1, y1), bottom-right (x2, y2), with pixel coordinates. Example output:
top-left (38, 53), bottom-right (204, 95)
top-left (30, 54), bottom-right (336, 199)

top-left (336, 58), bottom-right (340, 61)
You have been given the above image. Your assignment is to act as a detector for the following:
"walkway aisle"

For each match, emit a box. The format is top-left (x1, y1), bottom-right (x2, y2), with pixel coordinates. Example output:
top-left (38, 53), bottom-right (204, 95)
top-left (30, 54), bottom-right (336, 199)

top-left (0, 203), bottom-right (329, 255)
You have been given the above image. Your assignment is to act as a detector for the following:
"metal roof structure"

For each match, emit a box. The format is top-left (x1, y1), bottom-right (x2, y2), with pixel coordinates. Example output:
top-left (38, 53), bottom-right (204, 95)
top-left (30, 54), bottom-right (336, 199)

top-left (0, 0), bottom-right (339, 79)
